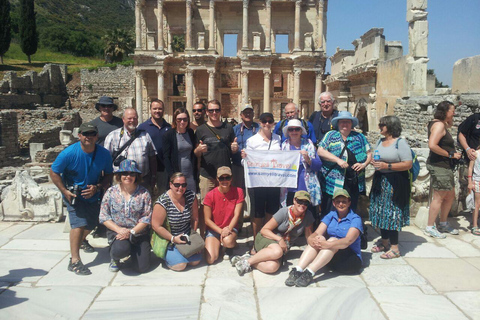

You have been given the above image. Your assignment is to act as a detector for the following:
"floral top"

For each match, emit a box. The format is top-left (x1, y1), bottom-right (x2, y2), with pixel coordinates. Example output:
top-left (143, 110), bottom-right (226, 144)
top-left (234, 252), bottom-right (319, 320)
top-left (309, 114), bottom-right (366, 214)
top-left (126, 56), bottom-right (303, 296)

top-left (99, 184), bottom-right (152, 228)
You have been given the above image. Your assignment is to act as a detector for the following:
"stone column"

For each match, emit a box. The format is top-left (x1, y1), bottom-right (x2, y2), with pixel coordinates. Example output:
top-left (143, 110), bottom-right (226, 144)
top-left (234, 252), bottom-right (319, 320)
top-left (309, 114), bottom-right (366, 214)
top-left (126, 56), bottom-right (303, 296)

top-left (263, 70), bottom-right (271, 113)
top-left (135, 70), bottom-right (144, 123)
top-left (241, 70), bottom-right (249, 108)
top-left (157, 70), bottom-right (165, 102)
top-left (314, 71), bottom-right (322, 111)
top-left (157, 0), bottom-right (164, 51)
top-left (208, 0), bottom-right (215, 51)
top-left (186, 69), bottom-right (194, 115)
top-left (317, 0), bottom-right (325, 51)
top-left (406, 0), bottom-right (428, 96)
top-left (265, 0), bottom-right (272, 51)
top-left (293, 0), bottom-right (301, 51)
top-left (242, 0), bottom-right (249, 50)
top-left (293, 69), bottom-right (301, 107)
top-left (186, 0), bottom-right (193, 50)
top-left (135, 1), bottom-right (142, 49)
top-left (208, 69), bottom-right (216, 101)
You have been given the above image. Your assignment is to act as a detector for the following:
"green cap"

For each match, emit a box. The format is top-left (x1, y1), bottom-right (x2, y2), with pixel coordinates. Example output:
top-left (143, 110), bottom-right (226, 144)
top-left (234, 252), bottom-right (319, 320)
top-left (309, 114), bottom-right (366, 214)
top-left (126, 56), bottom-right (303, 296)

top-left (333, 188), bottom-right (351, 199)
top-left (294, 190), bottom-right (311, 202)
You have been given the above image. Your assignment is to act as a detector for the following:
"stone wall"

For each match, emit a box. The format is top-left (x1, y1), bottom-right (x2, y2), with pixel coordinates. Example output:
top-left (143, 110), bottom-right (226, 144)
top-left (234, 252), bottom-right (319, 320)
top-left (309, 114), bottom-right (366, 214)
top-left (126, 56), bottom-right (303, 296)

top-left (0, 111), bottom-right (20, 166)
top-left (452, 55), bottom-right (480, 94)
top-left (375, 56), bottom-right (407, 115)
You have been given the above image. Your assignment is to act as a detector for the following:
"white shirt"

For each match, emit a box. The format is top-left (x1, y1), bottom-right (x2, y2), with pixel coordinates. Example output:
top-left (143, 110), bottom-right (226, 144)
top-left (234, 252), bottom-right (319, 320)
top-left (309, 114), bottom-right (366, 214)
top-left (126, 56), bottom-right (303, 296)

top-left (245, 132), bottom-right (281, 151)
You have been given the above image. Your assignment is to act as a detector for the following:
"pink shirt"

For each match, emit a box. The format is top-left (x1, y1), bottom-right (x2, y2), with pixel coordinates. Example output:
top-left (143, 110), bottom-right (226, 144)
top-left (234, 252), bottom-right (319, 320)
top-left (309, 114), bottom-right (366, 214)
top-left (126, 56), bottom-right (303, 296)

top-left (204, 187), bottom-right (244, 230)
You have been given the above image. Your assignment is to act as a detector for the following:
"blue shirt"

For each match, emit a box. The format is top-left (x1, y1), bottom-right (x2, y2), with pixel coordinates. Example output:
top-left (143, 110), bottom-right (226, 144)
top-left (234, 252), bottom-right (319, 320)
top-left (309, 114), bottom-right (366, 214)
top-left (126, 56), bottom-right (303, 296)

top-left (51, 142), bottom-right (113, 203)
top-left (321, 209), bottom-right (363, 262)
top-left (232, 122), bottom-right (259, 165)
top-left (138, 118), bottom-right (171, 171)
top-left (273, 119), bottom-right (317, 144)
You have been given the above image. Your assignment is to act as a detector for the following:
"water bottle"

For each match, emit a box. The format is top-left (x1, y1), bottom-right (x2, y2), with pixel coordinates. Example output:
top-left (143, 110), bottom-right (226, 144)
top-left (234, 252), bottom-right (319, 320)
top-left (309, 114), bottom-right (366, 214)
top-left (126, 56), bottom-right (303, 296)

top-left (374, 150), bottom-right (380, 170)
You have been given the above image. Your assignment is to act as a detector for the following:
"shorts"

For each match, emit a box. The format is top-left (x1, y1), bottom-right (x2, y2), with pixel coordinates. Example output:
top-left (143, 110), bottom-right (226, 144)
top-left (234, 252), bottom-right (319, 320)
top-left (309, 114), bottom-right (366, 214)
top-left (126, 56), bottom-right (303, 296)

top-left (205, 228), bottom-right (238, 239)
top-left (427, 164), bottom-right (454, 191)
top-left (164, 244), bottom-right (202, 267)
top-left (199, 175), bottom-right (216, 204)
top-left (327, 247), bottom-right (362, 275)
top-left (473, 180), bottom-right (480, 193)
top-left (64, 199), bottom-right (100, 230)
top-left (249, 187), bottom-right (280, 218)
top-left (254, 232), bottom-right (279, 252)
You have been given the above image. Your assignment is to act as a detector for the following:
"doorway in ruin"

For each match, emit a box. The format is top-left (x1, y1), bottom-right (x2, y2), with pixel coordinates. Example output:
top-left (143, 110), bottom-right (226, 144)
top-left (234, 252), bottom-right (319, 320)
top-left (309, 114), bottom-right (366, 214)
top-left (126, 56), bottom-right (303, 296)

top-left (354, 98), bottom-right (369, 133)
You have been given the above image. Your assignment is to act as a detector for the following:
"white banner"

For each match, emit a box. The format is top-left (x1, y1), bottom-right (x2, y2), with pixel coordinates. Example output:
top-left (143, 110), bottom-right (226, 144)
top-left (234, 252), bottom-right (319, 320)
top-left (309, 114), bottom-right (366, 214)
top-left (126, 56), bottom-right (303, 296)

top-left (243, 150), bottom-right (301, 188)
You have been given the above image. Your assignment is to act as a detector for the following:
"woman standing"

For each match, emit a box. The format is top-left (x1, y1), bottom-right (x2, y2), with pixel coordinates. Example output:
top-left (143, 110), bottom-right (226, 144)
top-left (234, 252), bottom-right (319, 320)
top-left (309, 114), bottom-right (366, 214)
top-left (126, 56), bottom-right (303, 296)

top-left (425, 101), bottom-right (461, 238)
top-left (163, 108), bottom-right (198, 192)
top-left (369, 116), bottom-right (413, 258)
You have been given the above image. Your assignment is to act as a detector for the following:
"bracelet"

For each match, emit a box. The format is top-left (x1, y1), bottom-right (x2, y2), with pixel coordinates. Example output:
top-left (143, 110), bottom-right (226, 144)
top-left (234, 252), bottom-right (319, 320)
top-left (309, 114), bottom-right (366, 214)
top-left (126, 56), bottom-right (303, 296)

top-left (170, 235), bottom-right (175, 243)
top-left (467, 147), bottom-right (471, 152)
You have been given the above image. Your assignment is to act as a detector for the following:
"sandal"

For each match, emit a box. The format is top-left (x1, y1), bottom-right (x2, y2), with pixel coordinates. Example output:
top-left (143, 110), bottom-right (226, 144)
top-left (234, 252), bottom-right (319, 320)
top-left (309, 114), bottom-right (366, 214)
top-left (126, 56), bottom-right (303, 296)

top-left (371, 242), bottom-right (390, 253)
top-left (472, 227), bottom-right (480, 236)
top-left (68, 258), bottom-right (92, 275)
top-left (81, 240), bottom-right (95, 253)
top-left (380, 249), bottom-right (401, 259)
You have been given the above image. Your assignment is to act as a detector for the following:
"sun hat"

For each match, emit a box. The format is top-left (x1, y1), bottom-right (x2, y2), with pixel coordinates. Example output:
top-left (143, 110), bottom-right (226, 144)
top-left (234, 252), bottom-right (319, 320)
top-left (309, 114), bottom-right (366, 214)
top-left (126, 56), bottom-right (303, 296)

top-left (78, 123), bottom-right (98, 134)
top-left (331, 111), bottom-right (359, 129)
top-left (217, 166), bottom-right (232, 177)
top-left (333, 188), bottom-right (351, 199)
top-left (294, 190), bottom-right (311, 202)
top-left (115, 159), bottom-right (142, 174)
top-left (241, 104), bottom-right (254, 112)
top-left (95, 96), bottom-right (118, 111)
top-left (282, 119), bottom-right (307, 137)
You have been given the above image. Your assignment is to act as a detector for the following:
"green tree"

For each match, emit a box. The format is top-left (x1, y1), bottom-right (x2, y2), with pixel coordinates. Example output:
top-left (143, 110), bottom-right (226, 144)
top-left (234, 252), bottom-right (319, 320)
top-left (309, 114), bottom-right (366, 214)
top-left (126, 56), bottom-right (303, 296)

top-left (19, 0), bottom-right (38, 63)
top-left (171, 35), bottom-right (185, 52)
top-left (0, 0), bottom-right (12, 64)
top-left (102, 28), bottom-right (134, 63)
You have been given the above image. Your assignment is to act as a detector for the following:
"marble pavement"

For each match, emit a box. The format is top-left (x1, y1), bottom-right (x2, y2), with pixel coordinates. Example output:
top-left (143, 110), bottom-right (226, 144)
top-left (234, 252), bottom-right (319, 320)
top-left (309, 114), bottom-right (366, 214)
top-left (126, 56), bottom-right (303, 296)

top-left (0, 217), bottom-right (479, 320)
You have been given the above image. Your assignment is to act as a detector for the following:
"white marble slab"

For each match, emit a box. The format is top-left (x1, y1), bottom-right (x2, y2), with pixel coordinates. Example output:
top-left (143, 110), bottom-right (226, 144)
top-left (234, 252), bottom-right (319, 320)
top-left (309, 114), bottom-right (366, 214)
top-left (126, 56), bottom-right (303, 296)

top-left (361, 265), bottom-right (427, 287)
top-left (83, 286), bottom-right (201, 319)
top-left (0, 250), bottom-right (67, 283)
top-left (207, 261), bottom-right (254, 287)
top-left (440, 237), bottom-right (480, 257)
top-left (362, 250), bottom-right (408, 266)
top-left (14, 222), bottom-right (69, 240)
top-left (0, 222), bottom-right (14, 232)
top-left (257, 287), bottom-right (385, 320)
top-left (314, 271), bottom-right (366, 288)
top-left (400, 242), bottom-right (457, 258)
top-left (370, 286), bottom-right (468, 320)
top-left (406, 257), bottom-right (480, 291)
top-left (1, 239), bottom-right (70, 251)
top-left (446, 291), bottom-right (480, 320)
top-left (464, 257), bottom-right (480, 270)
top-left (0, 286), bottom-right (101, 319)
top-left (0, 223), bottom-right (33, 240)
top-left (398, 225), bottom-right (434, 243)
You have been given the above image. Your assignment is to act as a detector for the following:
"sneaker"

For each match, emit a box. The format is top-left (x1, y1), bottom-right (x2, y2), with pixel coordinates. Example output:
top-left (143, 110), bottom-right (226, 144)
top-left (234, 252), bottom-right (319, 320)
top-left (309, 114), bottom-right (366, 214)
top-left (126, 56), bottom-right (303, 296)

top-left (437, 223), bottom-right (459, 235)
top-left (109, 259), bottom-right (120, 272)
top-left (81, 240), bottom-right (95, 253)
top-left (235, 258), bottom-right (251, 276)
top-left (230, 253), bottom-right (251, 267)
top-left (223, 248), bottom-right (234, 260)
top-left (424, 226), bottom-right (447, 239)
top-left (294, 270), bottom-right (314, 287)
top-left (285, 268), bottom-right (302, 287)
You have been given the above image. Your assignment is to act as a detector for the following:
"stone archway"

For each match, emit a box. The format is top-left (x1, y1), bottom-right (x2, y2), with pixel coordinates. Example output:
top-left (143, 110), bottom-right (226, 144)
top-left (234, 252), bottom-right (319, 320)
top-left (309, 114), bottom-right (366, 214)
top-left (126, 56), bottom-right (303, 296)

top-left (354, 98), bottom-right (369, 133)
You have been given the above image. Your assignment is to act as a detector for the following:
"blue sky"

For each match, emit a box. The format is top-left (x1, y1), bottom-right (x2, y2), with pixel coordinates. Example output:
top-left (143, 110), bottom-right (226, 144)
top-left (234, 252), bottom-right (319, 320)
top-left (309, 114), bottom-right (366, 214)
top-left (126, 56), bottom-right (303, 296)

top-left (327, 0), bottom-right (480, 86)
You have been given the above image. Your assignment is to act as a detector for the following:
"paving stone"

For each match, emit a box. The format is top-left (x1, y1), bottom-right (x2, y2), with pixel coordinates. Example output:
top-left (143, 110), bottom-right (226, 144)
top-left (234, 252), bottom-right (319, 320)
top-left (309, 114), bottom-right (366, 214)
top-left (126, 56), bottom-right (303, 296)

top-left (398, 226), bottom-right (434, 243)
top-left (83, 286), bottom-right (201, 319)
top-left (362, 250), bottom-right (408, 266)
top-left (207, 260), bottom-right (253, 287)
top-left (0, 222), bottom-right (14, 232)
top-left (0, 250), bottom-right (67, 283)
top-left (370, 286), bottom-right (468, 320)
top-left (406, 258), bottom-right (480, 291)
top-left (464, 257), bottom-right (480, 271)
top-left (361, 265), bottom-right (427, 287)
top-left (257, 287), bottom-right (385, 320)
top-left (1, 239), bottom-right (70, 251)
top-left (0, 286), bottom-right (101, 319)
top-left (440, 237), bottom-right (480, 257)
top-left (400, 242), bottom-right (457, 258)
top-left (0, 224), bottom-right (33, 241)
top-left (446, 291), bottom-right (480, 320)
top-left (313, 270), bottom-right (366, 288)
top-left (14, 222), bottom-right (69, 240)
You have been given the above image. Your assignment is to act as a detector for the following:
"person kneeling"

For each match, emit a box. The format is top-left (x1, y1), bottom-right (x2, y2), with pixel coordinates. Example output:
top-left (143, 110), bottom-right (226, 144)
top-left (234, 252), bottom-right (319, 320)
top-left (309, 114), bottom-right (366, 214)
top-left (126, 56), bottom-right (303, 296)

top-left (204, 167), bottom-right (244, 264)
top-left (285, 189), bottom-right (363, 287)
top-left (232, 191), bottom-right (314, 276)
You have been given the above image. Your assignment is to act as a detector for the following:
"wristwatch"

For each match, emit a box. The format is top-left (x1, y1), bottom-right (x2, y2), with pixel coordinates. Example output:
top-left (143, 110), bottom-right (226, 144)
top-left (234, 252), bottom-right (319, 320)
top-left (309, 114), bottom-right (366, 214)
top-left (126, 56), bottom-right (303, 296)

top-left (130, 229), bottom-right (136, 235)
top-left (448, 151), bottom-right (455, 158)
top-left (388, 163), bottom-right (392, 170)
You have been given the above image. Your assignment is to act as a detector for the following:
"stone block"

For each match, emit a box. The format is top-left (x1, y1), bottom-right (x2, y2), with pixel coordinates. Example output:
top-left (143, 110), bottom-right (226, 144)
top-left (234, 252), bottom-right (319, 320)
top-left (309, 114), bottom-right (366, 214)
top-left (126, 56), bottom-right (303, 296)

top-left (446, 291), bottom-right (480, 320)
top-left (408, 20), bottom-right (428, 58)
top-left (401, 242), bottom-right (457, 258)
top-left (414, 206), bottom-right (428, 229)
top-left (29, 143), bottom-right (44, 161)
top-left (197, 32), bottom-right (205, 50)
top-left (304, 32), bottom-right (313, 51)
top-left (59, 130), bottom-right (73, 146)
top-left (452, 55), bottom-right (480, 94)
top-left (406, 9), bottom-right (428, 22)
top-left (406, 59), bottom-right (428, 96)
top-left (361, 265), bottom-right (427, 287)
top-left (407, 0), bottom-right (428, 11)
top-left (252, 32), bottom-right (261, 51)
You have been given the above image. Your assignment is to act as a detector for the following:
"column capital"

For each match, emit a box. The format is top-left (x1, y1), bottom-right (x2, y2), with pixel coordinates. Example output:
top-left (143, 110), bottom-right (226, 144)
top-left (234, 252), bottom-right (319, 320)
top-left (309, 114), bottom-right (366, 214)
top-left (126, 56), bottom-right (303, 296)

top-left (243, 0), bottom-right (249, 8)
top-left (208, 69), bottom-right (216, 76)
top-left (186, 0), bottom-right (192, 6)
top-left (135, 70), bottom-right (143, 77)
top-left (156, 69), bottom-right (165, 76)
top-left (210, 0), bottom-right (215, 9)
top-left (186, 69), bottom-right (194, 77)
top-left (295, 0), bottom-right (302, 7)
top-left (136, 0), bottom-right (145, 8)
top-left (241, 70), bottom-right (249, 76)
top-left (157, 0), bottom-right (163, 5)
top-left (315, 70), bottom-right (323, 78)
top-left (294, 69), bottom-right (302, 77)
top-left (265, 0), bottom-right (271, 8)
top-left (263, 70), bottom-right (271, 77)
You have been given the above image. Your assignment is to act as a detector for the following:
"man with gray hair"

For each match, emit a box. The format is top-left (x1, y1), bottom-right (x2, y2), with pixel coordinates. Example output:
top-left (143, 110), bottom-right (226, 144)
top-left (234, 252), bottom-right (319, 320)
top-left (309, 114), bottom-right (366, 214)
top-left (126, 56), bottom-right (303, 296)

top-left (273, 102), bottom-right (316, 143)
top-left (309, 92), bottom-right (339, 143)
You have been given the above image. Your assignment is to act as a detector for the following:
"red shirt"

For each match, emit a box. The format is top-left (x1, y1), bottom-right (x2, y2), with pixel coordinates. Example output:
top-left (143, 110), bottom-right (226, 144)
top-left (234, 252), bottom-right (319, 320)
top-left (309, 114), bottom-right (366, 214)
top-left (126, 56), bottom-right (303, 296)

top-left (204, 187), bottom-right (244, 230)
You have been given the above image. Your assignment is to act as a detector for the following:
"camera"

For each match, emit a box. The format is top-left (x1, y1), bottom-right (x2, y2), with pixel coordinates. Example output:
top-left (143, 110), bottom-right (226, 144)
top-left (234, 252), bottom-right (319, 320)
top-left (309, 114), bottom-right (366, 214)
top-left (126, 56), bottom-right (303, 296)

top-left (68, 185), bottom-right (81, 206)
top-left (180, 234), bottom-right (190, 243)
top-left (113, 155), bottom-right (127, 167)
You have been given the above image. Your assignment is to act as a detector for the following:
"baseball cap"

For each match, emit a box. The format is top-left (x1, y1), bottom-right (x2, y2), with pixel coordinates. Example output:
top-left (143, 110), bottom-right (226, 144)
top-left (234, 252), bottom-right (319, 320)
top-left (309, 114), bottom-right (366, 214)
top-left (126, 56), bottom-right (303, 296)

top-left (217, 166), bottom-right (232, 177)
top-left (79, 123), bottom-right (98, 134)
top-left (294, 190), bottom-right (311, 202)
top-left (333, 189), bottom-right (351, 199)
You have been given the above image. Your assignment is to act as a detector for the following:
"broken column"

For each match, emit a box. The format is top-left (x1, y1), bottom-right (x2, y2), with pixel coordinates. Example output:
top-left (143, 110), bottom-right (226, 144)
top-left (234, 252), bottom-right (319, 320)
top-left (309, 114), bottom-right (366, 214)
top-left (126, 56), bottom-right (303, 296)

top-left (406, 0), bottom-right (428, 96)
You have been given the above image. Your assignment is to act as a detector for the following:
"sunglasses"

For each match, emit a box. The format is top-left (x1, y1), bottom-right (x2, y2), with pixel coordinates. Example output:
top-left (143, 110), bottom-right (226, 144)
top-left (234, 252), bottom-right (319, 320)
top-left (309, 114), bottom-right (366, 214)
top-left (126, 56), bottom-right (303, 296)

top-left (218, 175), bottom-right (232, 181)
top-left (172, 182), bottom-right (187, 188)
top-left (121, 172), bottom-right (136, 176)
top-left (207, 109), bottom-right (221, 113)
top-left (261, 119), bottom-right (274, 124)
top-left (82, 131), bottom-right (97, 137)
top-left (288, 127), bottom-right (302, 132)
top-left (176, 117), bottom-right (188, 122)
top-left (378, 124), bottom-right (386, 128)
top-left (334, 199), bottom-right (350, 204)
top-left (295, 198), bottom-right (310, 206)
top-left (99, 104), bottom-right (114, 108)
top-left (193, 109), bottom-right (204, 113)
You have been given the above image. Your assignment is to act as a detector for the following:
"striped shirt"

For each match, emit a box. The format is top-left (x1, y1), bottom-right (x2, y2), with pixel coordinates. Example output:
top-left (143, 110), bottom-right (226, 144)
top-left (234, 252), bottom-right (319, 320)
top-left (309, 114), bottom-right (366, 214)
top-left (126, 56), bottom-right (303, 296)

top-left (156, 189), bottom-right (196, 236)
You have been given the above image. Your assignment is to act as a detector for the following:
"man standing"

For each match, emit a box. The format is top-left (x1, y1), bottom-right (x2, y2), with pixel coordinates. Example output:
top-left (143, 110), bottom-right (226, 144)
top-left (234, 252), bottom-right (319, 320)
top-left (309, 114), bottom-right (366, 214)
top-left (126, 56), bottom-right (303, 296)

top-left (190, 101), bottom-right (206, 131)
top-left (138, 99), bottom-right (171, 195)
top-left (309, 92), bottom-right (339, 143)
top-left (104, 108), bottom-right (157, 191)
top-left (273, 102), bottom-right (316, 143)
top-left (50, 123), bottom-right (113, 275)
top-left (90, 96), bottom-right (123, 146)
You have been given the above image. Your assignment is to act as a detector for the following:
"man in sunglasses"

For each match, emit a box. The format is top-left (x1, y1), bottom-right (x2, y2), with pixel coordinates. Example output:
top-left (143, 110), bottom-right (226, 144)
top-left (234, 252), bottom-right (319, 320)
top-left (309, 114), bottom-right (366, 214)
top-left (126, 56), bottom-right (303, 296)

top-left (138, 99), bottom-right (171, 196)
top-left (274, 102), bottom-right (316, 144)
top-left (90, 96), bottom-right (123, 146)
top-left (50, 123), bottom-right (113, 275)
top-left (309, 92), bottom-right (339, 143)
top-left (190, 101), bottom-right (206, 131)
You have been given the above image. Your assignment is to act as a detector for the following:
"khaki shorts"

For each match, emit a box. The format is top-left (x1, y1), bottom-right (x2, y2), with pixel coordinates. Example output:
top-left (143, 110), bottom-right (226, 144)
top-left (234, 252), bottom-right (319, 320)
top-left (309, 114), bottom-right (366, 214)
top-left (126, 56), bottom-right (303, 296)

top-left (199, 175), bottom-right (216, 204)
top-left (427, 164), bottom-right (455, 191)
top-left (254, 232), bottom-right (279, 252)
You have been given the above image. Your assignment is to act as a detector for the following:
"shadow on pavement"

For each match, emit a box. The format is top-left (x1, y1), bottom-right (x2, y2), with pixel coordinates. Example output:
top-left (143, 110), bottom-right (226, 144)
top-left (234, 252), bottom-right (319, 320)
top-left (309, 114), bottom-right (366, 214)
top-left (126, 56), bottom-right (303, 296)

top-left (0, 268), bottom-right (47, 310)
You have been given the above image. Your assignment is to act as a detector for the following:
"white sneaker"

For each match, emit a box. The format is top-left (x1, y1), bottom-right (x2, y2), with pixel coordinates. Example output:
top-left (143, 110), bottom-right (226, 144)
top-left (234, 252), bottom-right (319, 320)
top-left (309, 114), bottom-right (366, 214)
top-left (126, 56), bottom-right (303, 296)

top-left (424, 226), bottom-right (446, 239)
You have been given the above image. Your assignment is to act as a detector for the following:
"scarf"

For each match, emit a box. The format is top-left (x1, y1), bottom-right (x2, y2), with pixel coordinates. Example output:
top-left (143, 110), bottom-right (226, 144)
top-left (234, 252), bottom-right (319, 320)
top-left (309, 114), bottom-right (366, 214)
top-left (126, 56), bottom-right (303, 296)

top-left (282, 206), bottom-right (305, 247)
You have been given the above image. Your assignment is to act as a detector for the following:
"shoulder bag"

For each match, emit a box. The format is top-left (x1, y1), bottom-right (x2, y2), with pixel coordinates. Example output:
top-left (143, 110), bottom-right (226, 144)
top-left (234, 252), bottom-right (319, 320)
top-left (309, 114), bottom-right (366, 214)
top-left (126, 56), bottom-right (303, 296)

top-left (175, 231), bottom-right (205, 258)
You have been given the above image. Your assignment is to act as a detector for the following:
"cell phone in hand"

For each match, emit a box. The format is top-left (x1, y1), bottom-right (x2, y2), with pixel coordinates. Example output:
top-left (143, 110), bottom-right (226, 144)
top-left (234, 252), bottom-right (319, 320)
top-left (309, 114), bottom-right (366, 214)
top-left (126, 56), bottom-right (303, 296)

top-left (180, 234), bottom-right (190, 243)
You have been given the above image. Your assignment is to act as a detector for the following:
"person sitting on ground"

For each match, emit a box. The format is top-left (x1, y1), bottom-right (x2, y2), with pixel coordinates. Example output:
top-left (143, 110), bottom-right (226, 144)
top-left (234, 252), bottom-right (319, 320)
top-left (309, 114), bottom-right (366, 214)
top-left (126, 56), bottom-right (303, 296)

top-left (151, 173), bottom-right (201, 271)
top-left (467, 145), bottom-right (480, 236)
top-left (284, 189), bottom-right (363, 287)
top-left (232, 191), bottom-right (314, 276)
top-left (99, 159), bottom-right (152, 273)
top-left (204, 167), bottom-right (244, 264)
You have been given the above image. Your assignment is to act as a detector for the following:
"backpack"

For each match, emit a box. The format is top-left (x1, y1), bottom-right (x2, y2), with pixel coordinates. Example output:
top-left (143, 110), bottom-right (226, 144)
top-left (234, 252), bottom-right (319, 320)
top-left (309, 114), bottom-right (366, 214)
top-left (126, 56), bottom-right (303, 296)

top-left (375, 138), bottom-right (420, 182)
top-left (279, 118), bottom-right (310, 136)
